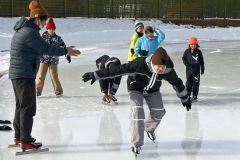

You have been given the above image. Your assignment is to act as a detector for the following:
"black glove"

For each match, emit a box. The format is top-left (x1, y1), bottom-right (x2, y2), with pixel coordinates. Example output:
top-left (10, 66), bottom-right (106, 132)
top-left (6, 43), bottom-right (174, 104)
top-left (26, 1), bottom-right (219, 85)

top-left (66, 55), bottom-right (71, 63)
top-left (82, 72), bottom-right (96, 85)
top-left (139, 50), bottom-right (148, 57)
top-left (182, 97), bottom-right (192, 111)
top-left (201, 69), bottom-right (204, 75)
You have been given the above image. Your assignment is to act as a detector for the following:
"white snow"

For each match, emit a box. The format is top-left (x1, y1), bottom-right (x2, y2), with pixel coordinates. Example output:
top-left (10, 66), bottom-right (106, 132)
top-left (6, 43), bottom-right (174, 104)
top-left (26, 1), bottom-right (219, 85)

top-left (0, 18), bottom-right (240, 160)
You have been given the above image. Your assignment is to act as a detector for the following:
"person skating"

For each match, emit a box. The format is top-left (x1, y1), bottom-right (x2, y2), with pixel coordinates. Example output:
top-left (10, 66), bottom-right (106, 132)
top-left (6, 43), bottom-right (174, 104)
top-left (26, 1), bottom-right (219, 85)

top-left (134, 26), bottom-right (165, 58)
top-left (95, 55), bottom-right (122, 104)
top-left (82, 47), bottom-right (191, 156)
top-left (9, 0), bottom-right (80, 152)
top-left (182, 36), bottom-right (205, 102)
top-left (36, 18), bottom-right (70, 96)
top-left (128, 21), bottom-right (144, 62)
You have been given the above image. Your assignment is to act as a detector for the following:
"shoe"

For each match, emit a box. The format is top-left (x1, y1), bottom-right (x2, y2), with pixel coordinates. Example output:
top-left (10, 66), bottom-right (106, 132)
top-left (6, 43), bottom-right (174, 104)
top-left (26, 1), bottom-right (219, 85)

top-left (131, 146), bottom-right (141, 154)
top-left (191, 96), bottom-right (198, 102)
top-left (55, 91), bottom-right (63, 96)
top-left (146, 131), bottom-right (156, 141)
top-left (20, 142), bottom-right (42, 151)
top-left (14, 138), bottom-right (21, 145)
top-left (102, 96), bottom-right (110, 104)
top-left (109, 95), bottom-right (118, 104)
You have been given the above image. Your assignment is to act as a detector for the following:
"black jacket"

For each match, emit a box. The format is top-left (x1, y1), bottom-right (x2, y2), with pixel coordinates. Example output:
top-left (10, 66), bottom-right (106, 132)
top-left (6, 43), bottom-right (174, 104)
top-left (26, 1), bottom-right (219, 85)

top-left (182, 48), bottom-right (205, 74)
top-left (94, 56), bottom-right (188, 99)
top-left (9, 17), bottom-right (66, 80)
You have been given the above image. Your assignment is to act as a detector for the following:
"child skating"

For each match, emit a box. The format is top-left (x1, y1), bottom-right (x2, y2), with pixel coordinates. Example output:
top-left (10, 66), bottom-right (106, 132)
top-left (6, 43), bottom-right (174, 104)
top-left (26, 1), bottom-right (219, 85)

top-left (182, 36), bottom-right (205, 102)
top-left (82, 47), bottom-right (191, 158)
top-left (95, 55), bottom-right (122, 104)
top-left (36, 18), bottom-right (71, 97)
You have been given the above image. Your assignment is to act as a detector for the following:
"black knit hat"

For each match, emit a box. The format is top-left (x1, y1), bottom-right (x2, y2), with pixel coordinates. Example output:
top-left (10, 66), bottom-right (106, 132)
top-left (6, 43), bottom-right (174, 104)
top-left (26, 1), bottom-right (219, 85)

top-left (151, 47), bottom-right (169, 65)
top-left (135, 21), bottom-right (144, 30)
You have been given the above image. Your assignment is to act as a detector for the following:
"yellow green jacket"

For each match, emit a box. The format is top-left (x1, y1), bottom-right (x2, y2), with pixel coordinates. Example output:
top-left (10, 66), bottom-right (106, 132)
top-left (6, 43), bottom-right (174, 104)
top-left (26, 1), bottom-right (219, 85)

top-left (128, 32), bottom-right (140, 62)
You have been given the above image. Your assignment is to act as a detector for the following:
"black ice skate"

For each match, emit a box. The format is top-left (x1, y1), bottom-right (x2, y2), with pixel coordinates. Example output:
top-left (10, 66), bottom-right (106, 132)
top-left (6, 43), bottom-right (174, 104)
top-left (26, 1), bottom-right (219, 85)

top-left (191, 96), bottom-right (198, 103)
top-left (109, 95), bottom-right (118, 104)
top-left (146, 131), bottom-right (156, 143)
top-left (102, 96), bottom-right (110, 104)
top-left (131, 146), bottom-right (141, 160)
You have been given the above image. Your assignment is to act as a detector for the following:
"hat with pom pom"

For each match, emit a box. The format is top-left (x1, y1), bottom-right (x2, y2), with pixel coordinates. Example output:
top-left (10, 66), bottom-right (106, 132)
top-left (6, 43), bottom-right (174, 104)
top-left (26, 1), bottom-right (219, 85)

top-left (29, 1), bottom-right (48, 18)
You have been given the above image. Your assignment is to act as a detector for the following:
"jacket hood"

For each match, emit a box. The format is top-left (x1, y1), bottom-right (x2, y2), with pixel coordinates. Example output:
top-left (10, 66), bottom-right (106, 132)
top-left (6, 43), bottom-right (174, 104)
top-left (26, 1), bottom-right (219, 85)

top-left (14, 17), bottom-right (40, 31)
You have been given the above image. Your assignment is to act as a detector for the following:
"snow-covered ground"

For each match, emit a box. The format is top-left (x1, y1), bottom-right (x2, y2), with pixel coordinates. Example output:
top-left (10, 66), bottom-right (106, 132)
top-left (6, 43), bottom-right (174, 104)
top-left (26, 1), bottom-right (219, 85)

top-left (0, 18), bottom-right (240, 160)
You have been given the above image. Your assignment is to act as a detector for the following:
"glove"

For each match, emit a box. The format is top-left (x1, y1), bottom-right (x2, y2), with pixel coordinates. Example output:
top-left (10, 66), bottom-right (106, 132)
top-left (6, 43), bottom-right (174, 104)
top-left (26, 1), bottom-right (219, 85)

top-left (139, 50), bottom-right (148, 57)
top-left (182, 97), bottom-right (192, 111)
top-left (66, 55), bottom-right (71, 63)
top-left (201, 69), bottom-right (204, 75)
top-left (82, 72), bottom-right (96, 85)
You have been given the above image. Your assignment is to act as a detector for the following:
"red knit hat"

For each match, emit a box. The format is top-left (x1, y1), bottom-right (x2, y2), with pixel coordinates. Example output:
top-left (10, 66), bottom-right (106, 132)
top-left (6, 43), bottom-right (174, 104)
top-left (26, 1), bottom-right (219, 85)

top-left (46, 18), bottom-right (56, 30)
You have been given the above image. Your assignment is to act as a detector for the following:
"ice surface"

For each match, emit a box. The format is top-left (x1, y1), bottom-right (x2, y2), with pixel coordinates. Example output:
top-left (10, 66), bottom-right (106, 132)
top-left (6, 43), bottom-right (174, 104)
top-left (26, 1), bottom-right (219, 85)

top-left (0, 18), bottom-right (240, 160)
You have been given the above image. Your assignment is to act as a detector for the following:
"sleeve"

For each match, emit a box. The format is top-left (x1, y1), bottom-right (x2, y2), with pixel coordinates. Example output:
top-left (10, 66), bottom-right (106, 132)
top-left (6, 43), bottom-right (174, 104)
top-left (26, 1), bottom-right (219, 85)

top-left (134, 38), bottom-right (141, 55)
top-left (199, 50), bottom-right (205, 72)
top-left (110, 76), bottom-right (122, 95)
top-left (182, 50), bottom-right (191, 67)
top-left (26, 31), bottom-right (66, 56)
top-left (94, 59), bottom-right (140, 80)
top-left (58, 36), bottom-right (66, 48)
top-left (164, 69), bottom-right (188, 101)
top-left (129, 34), bottom-right (138, 53)
top-left (155, 28), bottom-right (165, 44)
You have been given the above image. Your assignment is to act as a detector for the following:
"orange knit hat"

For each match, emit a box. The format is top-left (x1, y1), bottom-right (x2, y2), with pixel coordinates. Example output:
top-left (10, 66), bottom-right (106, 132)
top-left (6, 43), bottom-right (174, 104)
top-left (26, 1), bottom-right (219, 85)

top-left (29, 1), bottom-right (48, 18)
top-left (188, 36), bottom-right (198, 45)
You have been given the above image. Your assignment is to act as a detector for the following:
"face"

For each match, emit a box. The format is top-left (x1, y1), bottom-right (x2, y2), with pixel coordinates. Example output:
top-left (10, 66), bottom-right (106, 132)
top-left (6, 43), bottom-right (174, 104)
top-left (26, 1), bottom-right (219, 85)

top-left (190, 44), bottom-right (196, 49)
top-left (48, 29), bottom-right (55, 36)
top-left (153, 64), bottom-right (166, 74)
top-left (136, 26), bottom-right (144, 33)
top-left (146, 31), bottom-right (154, 39)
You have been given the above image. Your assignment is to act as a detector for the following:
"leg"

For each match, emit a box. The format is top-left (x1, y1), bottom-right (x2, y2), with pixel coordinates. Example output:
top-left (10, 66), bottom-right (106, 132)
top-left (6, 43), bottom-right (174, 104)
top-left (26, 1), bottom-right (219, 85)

top-left (192, 74), bottom-right (200, 98)
top-left (99, 79), bottom-right (109, 95)
top-left (144, 91), bottom-right (166, 133)
top-left (186, 71), bottom-right (193, 96)
top-left (35, 63), bottom-right (48, 96)
top-left (129, 91), bottom-right (145, 148)
top-left (11, 80), bottom-right (21, 140)
top-left (49, 64), bottom-right (63, 95)
top-left (14, 79), bottom-right (36, 144)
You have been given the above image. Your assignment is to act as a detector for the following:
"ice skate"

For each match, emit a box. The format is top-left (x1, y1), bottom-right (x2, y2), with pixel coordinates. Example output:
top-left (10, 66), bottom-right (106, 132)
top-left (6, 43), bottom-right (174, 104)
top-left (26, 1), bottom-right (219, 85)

top-left (8, 138), bottom-right (21, 148)
top-left (191, 96), bottom-right (198, 103)
top-left (16, 142), bottom-right (49, 156)
top-left (146, 131), bottom-right (156, 143)
top-left (102, 96), bottom-right (110, 105)
top-left (131, 146), bottom-right (141, 160)
top-left (109, 95), bottom-right (118, 104)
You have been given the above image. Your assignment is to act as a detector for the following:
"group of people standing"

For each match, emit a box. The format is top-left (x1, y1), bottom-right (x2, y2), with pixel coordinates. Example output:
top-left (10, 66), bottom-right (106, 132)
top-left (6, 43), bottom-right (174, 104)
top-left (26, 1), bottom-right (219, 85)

top-left (7, 0), bottom-right (205, 157)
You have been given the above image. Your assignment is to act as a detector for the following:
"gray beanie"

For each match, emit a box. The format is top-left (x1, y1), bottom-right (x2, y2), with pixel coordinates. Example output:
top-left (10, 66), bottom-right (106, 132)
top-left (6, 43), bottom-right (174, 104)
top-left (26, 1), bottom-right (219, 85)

top-left (135, 21), bottom-right (144, 30)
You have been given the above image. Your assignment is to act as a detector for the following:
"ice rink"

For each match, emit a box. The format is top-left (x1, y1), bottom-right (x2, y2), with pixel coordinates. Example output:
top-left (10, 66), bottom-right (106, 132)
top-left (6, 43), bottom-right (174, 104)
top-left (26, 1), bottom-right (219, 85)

top-left (1, 18), bottom-right (240, 160)
top-left (0, 40), bottom-right (240, 160)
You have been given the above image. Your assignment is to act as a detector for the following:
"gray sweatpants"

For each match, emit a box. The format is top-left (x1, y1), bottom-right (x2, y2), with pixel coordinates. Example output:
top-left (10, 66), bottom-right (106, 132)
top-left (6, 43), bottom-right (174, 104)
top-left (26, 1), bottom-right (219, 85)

top-left (129, 91), bottom-right (166, 148)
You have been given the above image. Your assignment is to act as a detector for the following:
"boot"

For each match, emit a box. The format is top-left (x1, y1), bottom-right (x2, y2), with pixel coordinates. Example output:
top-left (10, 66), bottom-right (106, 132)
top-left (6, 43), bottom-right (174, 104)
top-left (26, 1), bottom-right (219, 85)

top-left (146, 131), bottom-right (156, 141)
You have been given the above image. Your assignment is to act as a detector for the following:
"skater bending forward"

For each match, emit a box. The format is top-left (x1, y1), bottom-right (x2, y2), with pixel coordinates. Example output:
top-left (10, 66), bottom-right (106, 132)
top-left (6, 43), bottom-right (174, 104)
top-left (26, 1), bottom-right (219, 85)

top-left (82, 47), bottom-right (191, 155)
top-left (95, 55), bottom-right (122, 104)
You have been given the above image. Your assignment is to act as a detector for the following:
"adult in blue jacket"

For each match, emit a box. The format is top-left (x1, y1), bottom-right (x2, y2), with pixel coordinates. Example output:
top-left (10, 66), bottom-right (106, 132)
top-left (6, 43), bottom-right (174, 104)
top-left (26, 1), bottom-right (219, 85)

top-left (134, 26), bottom-right (165, 58)
top-left (9, 1), bottom-right (80, 151)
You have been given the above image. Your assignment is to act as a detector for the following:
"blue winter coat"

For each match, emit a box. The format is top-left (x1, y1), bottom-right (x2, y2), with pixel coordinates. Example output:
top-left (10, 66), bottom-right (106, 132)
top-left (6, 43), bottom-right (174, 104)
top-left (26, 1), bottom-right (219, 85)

top-left (9, 17), bottom-right (66, 80)
top-left (134, 29), bottom-right (165, 57)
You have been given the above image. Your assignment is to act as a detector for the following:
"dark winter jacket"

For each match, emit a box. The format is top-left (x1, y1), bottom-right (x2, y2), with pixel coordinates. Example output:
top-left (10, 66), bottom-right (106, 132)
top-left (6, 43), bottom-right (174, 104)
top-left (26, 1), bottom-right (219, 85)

top-left (40, 31), bottom-right (66, 64)
top-left (182, 47), bottom-right (205, 74)
top-left (93, 56), bottom-right (188, 101)
top-left (96, 55), bottom-right (122, 95)
top-left (9, 17), bottom-right (66, 80)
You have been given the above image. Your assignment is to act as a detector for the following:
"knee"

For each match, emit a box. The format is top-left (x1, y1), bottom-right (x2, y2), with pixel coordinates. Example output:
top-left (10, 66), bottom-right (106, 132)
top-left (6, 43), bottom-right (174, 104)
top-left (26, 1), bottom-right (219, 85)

top-left (132, 106), bottom-right (145, 121)
top-left (152, 109), bottom-right (166, 120)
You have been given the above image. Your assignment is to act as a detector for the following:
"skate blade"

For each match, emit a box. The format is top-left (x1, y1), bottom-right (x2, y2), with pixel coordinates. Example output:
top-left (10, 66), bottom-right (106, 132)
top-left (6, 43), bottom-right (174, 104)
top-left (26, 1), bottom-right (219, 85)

top-left (16, 147), bottom-right (49, 156)
top-left (8, 144), bottom-right (19, 148)
top-left (132, 153), bottom-right (141, 160)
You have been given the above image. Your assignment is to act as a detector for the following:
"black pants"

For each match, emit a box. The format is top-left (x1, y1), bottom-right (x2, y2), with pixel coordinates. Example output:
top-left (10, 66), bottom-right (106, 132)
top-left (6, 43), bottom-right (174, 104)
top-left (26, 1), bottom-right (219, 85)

top-left (11, 78), bottom-right (36, 144)
top-left (186, 72), bottom-right (200, 97)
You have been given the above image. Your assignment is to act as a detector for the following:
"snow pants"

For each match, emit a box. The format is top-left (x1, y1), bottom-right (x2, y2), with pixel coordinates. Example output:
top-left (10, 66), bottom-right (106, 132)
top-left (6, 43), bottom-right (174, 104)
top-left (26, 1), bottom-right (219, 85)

top-left (36, 63), bottom-right (63, 96)
top-left (186, 71), bottom-right (200, 97)
top-left (11, 78), bottom-right (36, 144)
top-left (129, 91), bottom-right (166, 148)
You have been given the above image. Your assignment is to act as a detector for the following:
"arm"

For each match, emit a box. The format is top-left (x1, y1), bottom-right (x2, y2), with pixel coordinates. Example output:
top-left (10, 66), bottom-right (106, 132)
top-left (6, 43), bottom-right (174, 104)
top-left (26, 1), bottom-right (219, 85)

top-left (110, 76), bottom-right (122, 95)
top-left (129, 33), bottom-right (138, 55)
top-left (26, 31), bottom-right (66, 56)
top-left (199, 50), bottom-right (205, 74)
top-left (182, 50), bottom-right (191, 67)
top-left (134, 38), bottom-right (148, 57)
top-left (155, 28), bottom-right (165, 44)
top-left (164, 70), bottom-right (191, 111)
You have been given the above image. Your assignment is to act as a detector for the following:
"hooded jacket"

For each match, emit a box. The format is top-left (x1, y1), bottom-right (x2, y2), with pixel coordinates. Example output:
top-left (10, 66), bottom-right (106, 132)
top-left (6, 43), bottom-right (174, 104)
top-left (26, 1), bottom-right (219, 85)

top-left (9, 17), bottom-right (66, 79)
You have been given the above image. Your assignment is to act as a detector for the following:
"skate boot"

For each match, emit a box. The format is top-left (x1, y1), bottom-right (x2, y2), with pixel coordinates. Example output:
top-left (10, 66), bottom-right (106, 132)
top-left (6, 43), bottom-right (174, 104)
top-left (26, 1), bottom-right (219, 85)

top-left (102, 96), bottom-right (110, 104)
top-left (20, 142), bottom-right (42, 152)
top-left (14, 138), bottom-right (21, 145)
top-left (131, 146), bottom-right (141, 159)
top-left (191, 96), bottom-right (198, 102)
top-left (146, 131), bottom-right (156, 142)
top-left (109, 95), bottom-right (118, 104)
